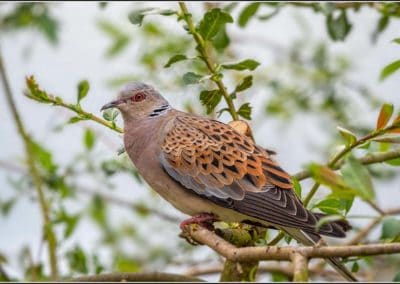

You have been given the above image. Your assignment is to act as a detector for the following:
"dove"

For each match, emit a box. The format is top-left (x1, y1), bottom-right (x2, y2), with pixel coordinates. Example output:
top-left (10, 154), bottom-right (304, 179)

top-left (101, 82), bottom-right (357, 281)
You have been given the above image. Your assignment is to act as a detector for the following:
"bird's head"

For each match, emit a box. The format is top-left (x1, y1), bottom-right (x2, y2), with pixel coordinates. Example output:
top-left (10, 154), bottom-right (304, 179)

top-left (101, 82), bottom-right (170, 120)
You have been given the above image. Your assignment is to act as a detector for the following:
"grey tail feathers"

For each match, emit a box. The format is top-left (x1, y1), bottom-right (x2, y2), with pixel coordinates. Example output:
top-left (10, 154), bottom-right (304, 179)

top-left (283, 227), bottom-right (358, 282)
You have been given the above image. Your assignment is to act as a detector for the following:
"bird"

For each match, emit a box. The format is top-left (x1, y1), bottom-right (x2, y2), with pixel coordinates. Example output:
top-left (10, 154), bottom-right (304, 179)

top-left (101, 82), bottom-right (357, 281)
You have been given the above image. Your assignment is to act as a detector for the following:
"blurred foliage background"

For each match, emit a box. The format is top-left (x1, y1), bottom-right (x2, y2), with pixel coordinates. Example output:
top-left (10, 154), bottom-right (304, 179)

top-left (1, 2), bottom-right (400, 282)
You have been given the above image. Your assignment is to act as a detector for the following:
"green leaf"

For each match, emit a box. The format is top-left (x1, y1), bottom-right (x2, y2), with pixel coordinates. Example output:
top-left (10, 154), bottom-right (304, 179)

top-left (381, 217), bottom-right (400, 241)
top-left (308, 163), bottom-right (356, 198)
top-left (292, 177), bottom-right (302, 199)
top-left (337, 126), bottom-right (357, 146)
top-left (198, 8), bottom-right (233, 40)
top-left (313, 198), bottom-right (343, 215)
top-left (257, 4), bottom-right (282, 21)
top-left (238, 3), bottom-right (260, 27)
top-left (30, 140), bottom-right (56, 173)
top-left (372, 15), bottom-right (389, 42)
top-left (128, 8), bottom-right (175, 26)
top-left (212, 26), bottom-right (230, 51)
top-left (199, 89), bottom-right (222, 114)
top-left (84, 129), bottom-right (96, 151)
top-left (103, 108), bottom-right (119, 122)
top-left (394, 271), bottom-right (400, 282)
top-left (376, 103), bottom-right (394, 129)
top-left (351, 261), bottom-right (359, 273)
top-left (164, 54), bottom-right (188, 68)
top-left (67, 246), bottom-right (88, 274)
top-left (326, 10), bottom-right (352, 41)
top-left (380, 59), bottom-right (400, 81)
top-left (68, 116), bottom-right (87, 124)
top-left (235, 75), bottom-right (253, 93)
top-left (393, 38), bottom-right (400, 45)
top-left (64, 214), bottom-right (80, 239)
top-left (237, 103), bottom-right (252, 120)
top-left (0, 198), bottom-right (16, 216)
top-left (341, 155), bottom-right (375, 201)
top-left (222, 59), bottom-right (260, 71)
top-left (182, 72), bottom-right (203, 85)
top-left (77, 80), bottom-right (89, 104)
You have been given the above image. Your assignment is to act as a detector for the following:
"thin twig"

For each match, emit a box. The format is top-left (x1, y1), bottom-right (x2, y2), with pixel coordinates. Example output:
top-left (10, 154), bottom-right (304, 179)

top-left (0, 46), bottom-right (59, 280)
top-left (294, 147), bottom-right (400, 181)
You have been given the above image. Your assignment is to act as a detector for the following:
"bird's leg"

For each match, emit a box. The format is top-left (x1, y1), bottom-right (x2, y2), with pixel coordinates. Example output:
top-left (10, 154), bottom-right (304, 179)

top-left (180, 212), bottom-right (218, 231)
top-left (179, 213), bottom-right (219, 245)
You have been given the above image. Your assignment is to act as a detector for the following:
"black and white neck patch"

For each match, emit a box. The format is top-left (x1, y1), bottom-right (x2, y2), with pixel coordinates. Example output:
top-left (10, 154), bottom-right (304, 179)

top-left (148, 104), bottom-right (171, 117)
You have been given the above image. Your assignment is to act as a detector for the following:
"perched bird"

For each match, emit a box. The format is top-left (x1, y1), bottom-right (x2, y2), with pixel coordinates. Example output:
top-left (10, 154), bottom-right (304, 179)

top-left (101, 82), bottom-right (356, 281)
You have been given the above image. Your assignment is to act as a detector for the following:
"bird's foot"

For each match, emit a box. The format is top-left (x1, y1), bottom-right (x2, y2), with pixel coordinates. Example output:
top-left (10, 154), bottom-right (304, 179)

top-left (179, 213), bottom-right (218, 245)
top-left (179, 212), bottom-right (218, 231)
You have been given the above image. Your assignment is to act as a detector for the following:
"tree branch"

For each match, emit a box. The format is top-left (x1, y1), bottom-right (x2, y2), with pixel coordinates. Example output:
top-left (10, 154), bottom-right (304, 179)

top-left (69, 272), bottom-right (204, 282)
top-left (187, 225), bottom-right (400, 262)
top-left (290, 252), bottom-right (308, 282)
top-left (294, 147), bottom-right (400, 181)
top-left (0, 47), bottom-right (59, 280)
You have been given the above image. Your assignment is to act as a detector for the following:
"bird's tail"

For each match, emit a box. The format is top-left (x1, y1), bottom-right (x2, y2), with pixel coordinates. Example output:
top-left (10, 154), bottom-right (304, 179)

top-left (283, 227), bottom-right (358, 282)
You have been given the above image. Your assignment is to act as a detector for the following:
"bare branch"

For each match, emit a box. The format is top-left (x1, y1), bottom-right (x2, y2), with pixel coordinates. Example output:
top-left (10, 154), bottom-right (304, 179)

top-left (187, 226), bottom-right (400, 262)
top-left (290, 252), bottom-right (309, 282)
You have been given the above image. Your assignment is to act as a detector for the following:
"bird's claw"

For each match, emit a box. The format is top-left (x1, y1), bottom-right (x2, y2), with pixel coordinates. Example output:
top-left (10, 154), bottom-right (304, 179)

top-left (179, 213), bottom-right (218, 246)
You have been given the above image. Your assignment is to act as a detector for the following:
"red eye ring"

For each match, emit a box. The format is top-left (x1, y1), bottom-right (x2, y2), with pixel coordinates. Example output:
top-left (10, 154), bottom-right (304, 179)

top-left (131, 92), bottom-right (146, 102)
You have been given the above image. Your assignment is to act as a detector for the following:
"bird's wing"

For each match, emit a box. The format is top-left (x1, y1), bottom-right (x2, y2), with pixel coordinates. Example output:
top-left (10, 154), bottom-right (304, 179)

top-left (161, 115), bottom-right (293, 199)
top-left (160, 115), bottom-right (348, 237)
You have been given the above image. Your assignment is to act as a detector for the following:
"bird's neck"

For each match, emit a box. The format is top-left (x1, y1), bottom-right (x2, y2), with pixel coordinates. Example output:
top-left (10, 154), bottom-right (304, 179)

top-left (122, 111), bottom-right (176, 164)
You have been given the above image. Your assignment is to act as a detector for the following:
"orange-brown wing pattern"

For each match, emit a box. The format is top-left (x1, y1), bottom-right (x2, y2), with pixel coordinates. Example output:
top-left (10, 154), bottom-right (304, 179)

top-left (160, 115), bottom-right (293, 200)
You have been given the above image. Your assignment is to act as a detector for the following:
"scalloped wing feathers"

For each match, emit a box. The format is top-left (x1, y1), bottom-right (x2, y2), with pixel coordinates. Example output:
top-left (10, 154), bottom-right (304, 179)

top-left (161, 115), bottom-right (293, 200)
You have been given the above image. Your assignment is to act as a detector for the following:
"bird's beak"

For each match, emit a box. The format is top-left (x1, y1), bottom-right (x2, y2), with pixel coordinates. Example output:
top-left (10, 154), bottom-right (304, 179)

top-left (101, 100), bottom-right (121, 111)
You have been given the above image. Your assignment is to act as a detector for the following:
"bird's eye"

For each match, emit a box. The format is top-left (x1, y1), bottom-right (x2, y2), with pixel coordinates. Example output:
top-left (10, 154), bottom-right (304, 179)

top-left (131, 92), bottom-right (146, 102)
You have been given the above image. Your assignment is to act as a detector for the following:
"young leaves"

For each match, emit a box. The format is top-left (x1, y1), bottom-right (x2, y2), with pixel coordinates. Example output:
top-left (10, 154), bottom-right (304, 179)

top-left (222, 59), bottom-right (260, 71)
top-left (128, 8), bottom-right (176, 26)
top-left (238, 3), bottom-right (261, 27)
top-left (380, 59), bottom-right (400, 81)
top-left (77, 80), bottom-right (89, 105)
top-left (197, 8), bottom-right (233, 41)
top-left (199, 89), bottom-right (222, 114)
top-left (84, 129), bottom-right (96, 151)
top-left (376, 103), bottom-right (394, 129)
top-left (237, 103), bottom-right (252, 120)
top-left (235, 75), bottom-right (253, 93)
top-left (103, 108), bottom-right (119, 122)
top-left (337, 126), bottom-right (357, 146)
top-left (326, 10), bottom-right (352, 41)
top-left (182, 72), bottom-right (203, 85)
top-left (164, 54), bottom-right (188, 68)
